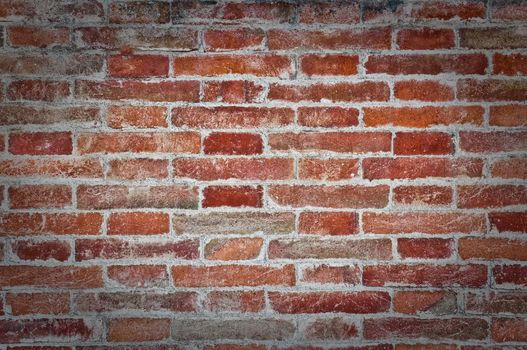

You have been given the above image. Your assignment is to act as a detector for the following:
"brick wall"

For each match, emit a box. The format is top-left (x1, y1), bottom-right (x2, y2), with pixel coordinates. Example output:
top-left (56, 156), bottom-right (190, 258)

top-left (0, 0), bottom-right (526, 348)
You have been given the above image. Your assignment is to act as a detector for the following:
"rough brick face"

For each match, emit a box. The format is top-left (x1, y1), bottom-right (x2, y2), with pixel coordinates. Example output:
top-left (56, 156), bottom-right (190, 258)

top-left (1, 0), bottom-right (526, 347)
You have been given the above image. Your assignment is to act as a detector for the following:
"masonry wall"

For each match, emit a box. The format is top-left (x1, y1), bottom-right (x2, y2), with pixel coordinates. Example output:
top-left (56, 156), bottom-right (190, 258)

top-left (0, 0), bottom-right (526, 348)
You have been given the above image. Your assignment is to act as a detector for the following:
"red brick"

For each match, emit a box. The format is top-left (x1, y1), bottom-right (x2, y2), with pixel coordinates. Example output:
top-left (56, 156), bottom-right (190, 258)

top-left (395, 132), bottom-right (453, 155)
top-left (204, 28), bottom-right (265, 51)
top-left (174, 54), bottom-right (293, 77)
top-left (494, 53), bottom-right (527, 75)
top-left (410, 1), bottom-right (486, 20)
top-left (460, 237), bottom-right (527, 260)
top-left (490, 105), bottom-right (527, 127)
top-left (364, 106), bottom-right (484, 127)
top-left (269, 291), bottom-right (390, 314)
top-left (7, 80), bottom-right (69, 101)
top-left (9, 132), bottom-right (72, 155)
top-left (172, 106), bottom-right (294, 128)
top-left (76, 238), bottom-right (198, 261)
top-left (204, 132), bottom-right (263, 155)
top-left (77, 132), bottom-right (200, 154)
top-left (109, 1), bottom-right (170, 24)
top-left (458, 79), bottom-right (527, 101)
top-left (492, 0), bottom-right (527, 20)
top-left (394, 185), bottom-right (453, 206)
top-left (0, 213), bottom-right (43, 237)
top-left (494, 264), bottom-right (527, 286)
top-left (108, 212), bottom-right (169, 235)
top-left (107, 105), bottom-right (167, 129)
top-left (108, 265), bottom-right (168, 288)
top-left (490, 212), bottom-right (527, 233)
top-left (12, 240), bottom-right (71, 261)
top-left (202, 80), bottom-right (264, 103)
top-left (77, 185), bottom-right (198, 209)
top-left (108, 158), bottom-right (169, 180)
top-left (173, 158), bottom-right (294, 180)
top-left (45, 213), bottom-right (103, 235)
top-left (363, 157), bottom-right (483, 180)
top-left (268, 28), bottom-right (391, 50)
top-left (108, 54), bottom-right (169, 78)
top-left (394, 291), bottom-right (457, 314)
top-left (297, 107), bottom-right (359, 128)
top-left (0, 105), bottom-right (100, 126)
top-left (366, 54), bottom-right (487, 75)
top-left (205, 238), bottom-right (263, 261)
top-left (491, 157), bottom-right (527, 179)
top-left (460, 28), bottom-right (527, 49)
top-left (466, 291), bottom-right (527, 314)
top-left (363, 212), bottom-right (486, 234)
top-left (364, 317), bottom-right (488, 340)
top-left (75, 80), bottom-right (199, 102)
top-left (204, 291), bottom-right (265, 312)
top-left (299, 212), bottom-right (358, 235)
top-left (108, 318), bottom-right (170, 342)
top-left (299, 2), bottom-right (360, 23)
top-left (269, 185), bottom-right (389, 208)
top-left (203, 186), bottom-right (263, 208)
top-left (398, 238), bottom-right (453, 259)
top-left (303, 317), bottom-right (358, 340)
top-left (0, 265), bottom-right (103, 288)
top-left (0, 319), bottom-right (100, 344)
top-left (492, 318), bottom-right (527, 342)
top-left (362, 0), bottom-right (405, 22)
top-left (8, 26), bottom-right (70, 47)
top-left (300, 54), bottom-right (359, 76)
top-left (172, 264), bottom-right (295, 287)
top-left (6, 292), bottom-right (69, 315)
top-left (397, 28), bottom-right (455, 49)
top-left (0, 53), bottom-right (103, 75)
top-left (394, 80), bottom-right (454, 101)
top-left (299, 158), bottom-right (359, 180)
top-left (0, 158), bottom-right (103, 178)
top-left (9, 185), bottom-right (71, 209)
top-left (268, 81), bottom-right (390, 102)
top-left (458, 185), bottom-right (527, 208)
top-left (270, 132), bottom-right (391, 154)
top-left (460, 131), bottom-right (527, 152)
top-left (301, 264), bottom-right (361, 285)
top-left (363, 264), bottom-right (487, 287)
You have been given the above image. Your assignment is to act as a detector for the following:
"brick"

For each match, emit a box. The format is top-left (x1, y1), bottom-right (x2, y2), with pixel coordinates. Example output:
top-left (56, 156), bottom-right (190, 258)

top-left (0, 319), bottom-right (100, 344)
top-left (204, 28), bottom-right (265, 51)
top-left (268, 81), bottom-right (390, 102)
top-left (269, 132), bottom-right (391, 153)
top-left (393, 185), bottom-right (453, 206)
top-left (268, 28), bottom-right (391, 50)
top-left (174, 55), bottom-right (293, 77)
top-left (9, 132), bottom-right (72, 155)
top-left (362, 0), bottom-right (405, 22)
top-left (0, 105), bottom-right (100, 125)
top-left (490, 105), bottom-right (527, 126)
top-left (458, 79), bottom-right (527, 101)
top-left (6, 293), bottom-right (69, 315)
top-left (76, 80), bottom-right (199, 102)
top-left (302, 317), bottom-right (358, 340)
top-left (0, 213), bottom-right (40, 236)
top-left (298, 2), bottom-right (360, 23)
top-left (0, 0), bottom-right (104, 23)
top-left (108, 318), bottom-right (170, 342)
top-left (204, 291), bottom-right (265, 312)
top-left (76, 239), bottom-right (198, 261)
top-left (108, 55), bottom-right (169, 78)
top-left (494, 264), bottom-right (527, 286)
top-left (492, 318), bottom-right (527, 342)
top-left (300, 54), bottom-right (359, 76)
top-left (108, 158), bottom-right (169, 180)
top-left (394, 80), bottom-right (454, 101)
top-left (7, 80), bottom-right (69, 101)
top-left (172, 265), bottom-right (295, 287)
top-left (77, 185), bottom-right (198, 209)
top-left (394, 291), bottom-right (457, 315)
top-left (364, 106), bottom-right (484, 127)
top-left (0, 265), bottom-right (103, 288)
top-left (0, 53), bottom-right (102, 75)
top-left (173, 212), bottom-right (295, 235)
top-left (269, 185), bottom-right (389, 208)
top-left (45, 213), bottom-right (103, 235)
top-left (366, 54), bottom-right (487, 75)
top-left (107, 105), bottom-right (168, 129)
top-left (108, 265), bottom-right (168, 288)
top-left (109, 1), bottom-right (170, 24)
top-left (410, 0), bottom-right (486, 20)
top-left (460, 27), bottom-right (527, 49)
top-left (107, 212), bottom-right (169, 235)
top-left (8, 25), bottom-right (70, 47)
top-left (203, 186), bottom-right (263, 208)
top-left (297, 107), bottom-right (359, 128)
top-left (268, 238), bottom-right (392, 260)
top-left (9, 185), bottom-right (71, 209)
top-left (269, 291), bottom-right (390, 314)
top-left (299, 212), bottom-right (358, 235)
top-left (466, 292), bottom-right (527, 314)
top-left (173, 158), bottom-right (294, 180)
top-left (458, 185), bottom-right (527, 208)
top-left (363, 157), bottom-right (483, 179)
top-left (172, 106), bottom-right (294, 128)
top-left (491, 158), bottom-right (527, 179)
top-left (301, 264), bottom-right (361, 285)
top-left (299, 158), bottom-right (359, 180)
top-left (204, 132), bottom-right (263, 155)
top-left (0, 158), bottom-right (103, 178)
top-left (205, 238), bottom-right (263, 261)
top-left (490, 212), bottom-right (527, 233)
top-left (363, 264), bottom-right (487, 287)
top-left (202, 80), bottom-right (264, 103)
top-left (492, 0), bottom-right (527, 20)
top-left (364, 317), bottom-right (488, 340)
top-left (460, 131), bottom-right (527, 152)
top-left (395, 132), bottom-right (453, 155)
top-left (363, 212), bottom-right (485, 234)
top-left (397, 28), bottom-right (455, 49)
top-left (12, 240), bottom-right (71, 261)
top-left (494, 53), bottom-right (527, 75)
top-left (460, 238), bottom-right (527, 261)
top-left (398, 238), bottom-right (454, 259)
